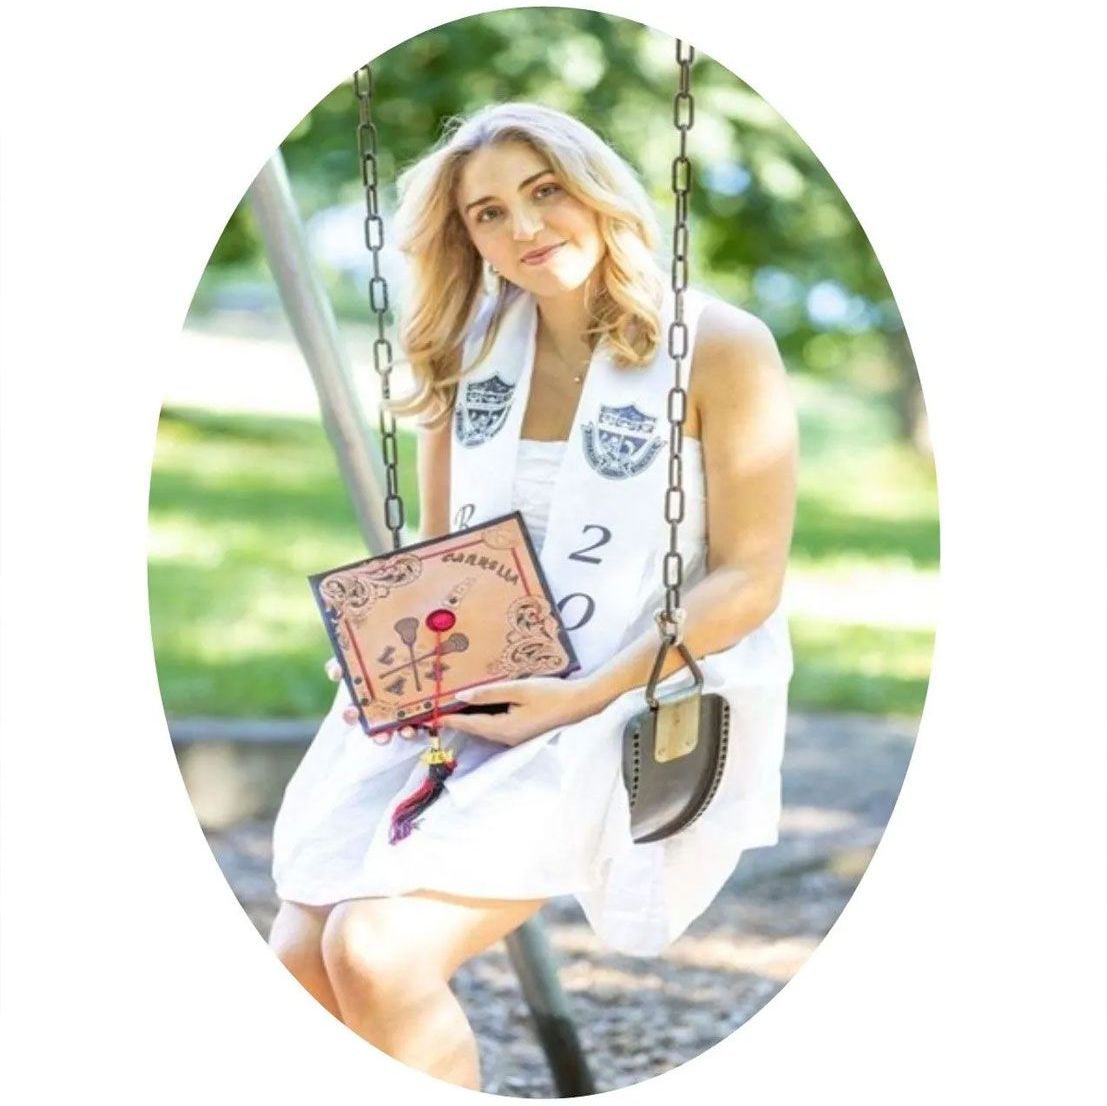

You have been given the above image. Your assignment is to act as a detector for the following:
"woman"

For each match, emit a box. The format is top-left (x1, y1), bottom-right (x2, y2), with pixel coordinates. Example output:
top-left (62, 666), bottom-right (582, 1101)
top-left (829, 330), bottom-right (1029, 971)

top-left (268, 101), bottom-right (797, 1090)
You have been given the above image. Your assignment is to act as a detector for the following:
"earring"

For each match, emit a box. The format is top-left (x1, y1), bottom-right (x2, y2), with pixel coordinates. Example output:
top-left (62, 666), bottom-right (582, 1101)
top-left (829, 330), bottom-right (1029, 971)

top-left (482, 259), bottom-right (502, 296)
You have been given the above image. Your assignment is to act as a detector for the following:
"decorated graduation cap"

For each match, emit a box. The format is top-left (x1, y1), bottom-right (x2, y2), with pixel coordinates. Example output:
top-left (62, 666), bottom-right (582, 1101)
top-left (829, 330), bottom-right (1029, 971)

top-left (311, 512), bottom-right (577, 739)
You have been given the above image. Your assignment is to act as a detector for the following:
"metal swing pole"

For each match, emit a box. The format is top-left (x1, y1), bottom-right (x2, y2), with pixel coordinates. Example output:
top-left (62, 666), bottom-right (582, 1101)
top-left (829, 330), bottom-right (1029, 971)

top-left (246, 151), bottom-right (595, 1098)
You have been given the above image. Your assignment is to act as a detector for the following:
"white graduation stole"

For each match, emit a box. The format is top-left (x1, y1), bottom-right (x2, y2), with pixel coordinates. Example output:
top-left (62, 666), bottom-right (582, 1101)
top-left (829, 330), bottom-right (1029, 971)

top-left (450, 285), bottom-right (712, 676)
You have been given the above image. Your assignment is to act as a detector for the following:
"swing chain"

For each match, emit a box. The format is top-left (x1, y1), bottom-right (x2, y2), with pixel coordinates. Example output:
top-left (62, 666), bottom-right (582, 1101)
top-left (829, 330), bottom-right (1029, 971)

top-left (354, 63), bottom-right (405, 550)
top-left (656, 40), bottom-right (695, 648)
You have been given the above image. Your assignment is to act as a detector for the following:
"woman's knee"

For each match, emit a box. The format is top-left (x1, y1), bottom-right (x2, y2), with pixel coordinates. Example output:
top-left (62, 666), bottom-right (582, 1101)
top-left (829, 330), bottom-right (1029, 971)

top-left (320, 892), bottom-right (545, 996)
top-left (320, 899), bottom-right (444, 997)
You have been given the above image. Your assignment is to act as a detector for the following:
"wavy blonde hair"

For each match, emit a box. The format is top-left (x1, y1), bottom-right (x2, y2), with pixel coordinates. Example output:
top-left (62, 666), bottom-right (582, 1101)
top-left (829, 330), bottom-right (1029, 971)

top-left (383, 101), bottom-right (667, 428)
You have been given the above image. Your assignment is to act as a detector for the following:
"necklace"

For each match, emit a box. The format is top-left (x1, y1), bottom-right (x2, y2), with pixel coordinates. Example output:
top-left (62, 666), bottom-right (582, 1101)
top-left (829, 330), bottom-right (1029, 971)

top-left (538, 326), bottom-right (593, 385)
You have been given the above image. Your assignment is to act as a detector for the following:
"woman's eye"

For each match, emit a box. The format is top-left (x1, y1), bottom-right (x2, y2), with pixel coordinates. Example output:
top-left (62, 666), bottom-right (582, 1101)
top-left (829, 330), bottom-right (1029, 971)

top-left (474, 184), bottom-right (559, 225)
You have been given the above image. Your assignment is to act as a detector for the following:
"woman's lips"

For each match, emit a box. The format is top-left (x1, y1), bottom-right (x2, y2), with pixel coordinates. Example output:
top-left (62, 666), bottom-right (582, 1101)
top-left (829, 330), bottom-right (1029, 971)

top-left (521, 242), bottom-right (565, 265)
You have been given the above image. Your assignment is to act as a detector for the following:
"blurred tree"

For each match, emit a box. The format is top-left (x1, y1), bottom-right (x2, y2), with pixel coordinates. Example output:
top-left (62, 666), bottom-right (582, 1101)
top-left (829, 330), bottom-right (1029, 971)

top-left (208, 8), bottom-right (927, 452)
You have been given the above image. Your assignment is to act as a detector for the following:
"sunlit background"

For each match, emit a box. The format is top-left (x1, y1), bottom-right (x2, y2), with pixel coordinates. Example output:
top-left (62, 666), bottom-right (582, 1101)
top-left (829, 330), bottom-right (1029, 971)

top-left (150, 10), bottom-right (935, 1093)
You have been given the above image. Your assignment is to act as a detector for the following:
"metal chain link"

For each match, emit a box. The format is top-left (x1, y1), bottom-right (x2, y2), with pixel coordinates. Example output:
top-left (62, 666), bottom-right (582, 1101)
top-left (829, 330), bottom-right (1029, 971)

top-left (354, 63), bottom-right (405, 551)
top-left (654, 39), bottom-right (695, 648)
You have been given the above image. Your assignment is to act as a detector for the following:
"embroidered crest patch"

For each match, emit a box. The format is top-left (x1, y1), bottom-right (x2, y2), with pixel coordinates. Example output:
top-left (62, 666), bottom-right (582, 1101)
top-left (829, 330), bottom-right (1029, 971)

top-left (454, 374), bottom-right (516, 448)
top-left (581, 403), bottom-right (665, 479)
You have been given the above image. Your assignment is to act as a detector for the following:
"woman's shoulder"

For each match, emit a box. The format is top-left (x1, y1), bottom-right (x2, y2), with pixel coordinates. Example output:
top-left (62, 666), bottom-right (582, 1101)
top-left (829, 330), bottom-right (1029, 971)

top-left (688, 292), bottom-right (788, 422)
top-left (691, 293), bottom-right (783, 379)
top-left (692, 290), bottom-right (778, 358)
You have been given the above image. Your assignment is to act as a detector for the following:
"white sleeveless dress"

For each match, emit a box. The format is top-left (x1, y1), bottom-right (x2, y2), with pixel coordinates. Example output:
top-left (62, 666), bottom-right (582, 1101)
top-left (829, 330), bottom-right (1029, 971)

top-left (270, 432), bottom-right (763, 956)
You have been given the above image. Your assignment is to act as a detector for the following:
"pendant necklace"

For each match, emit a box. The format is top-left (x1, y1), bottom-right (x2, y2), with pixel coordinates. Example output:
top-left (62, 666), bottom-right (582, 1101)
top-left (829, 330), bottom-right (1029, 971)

top-left (539, 326), bottom-right (592, 386)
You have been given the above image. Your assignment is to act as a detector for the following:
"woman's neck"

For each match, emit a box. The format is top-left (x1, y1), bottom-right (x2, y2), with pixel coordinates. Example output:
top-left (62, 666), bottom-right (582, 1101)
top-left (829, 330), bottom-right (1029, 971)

top-left (533, 282), bottom-right (596, 364)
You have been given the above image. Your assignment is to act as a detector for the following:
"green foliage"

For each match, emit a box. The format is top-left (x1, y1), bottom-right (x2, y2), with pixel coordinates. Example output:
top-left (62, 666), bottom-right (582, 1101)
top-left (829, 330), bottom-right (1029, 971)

top-left (209, 206), bottom-right (258, 267)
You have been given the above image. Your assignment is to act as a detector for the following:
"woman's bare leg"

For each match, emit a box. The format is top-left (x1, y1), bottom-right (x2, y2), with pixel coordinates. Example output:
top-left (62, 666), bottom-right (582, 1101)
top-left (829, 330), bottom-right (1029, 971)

top-left (320, 890), bottom-right (547, 1090)
top-left (267, 901), bottom-right (341, 1019)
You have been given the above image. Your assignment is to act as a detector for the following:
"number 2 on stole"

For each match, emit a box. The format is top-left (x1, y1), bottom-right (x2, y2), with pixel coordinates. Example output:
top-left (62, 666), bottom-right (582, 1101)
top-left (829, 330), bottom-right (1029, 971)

top-left (558, 524), bottom-right (611, 630)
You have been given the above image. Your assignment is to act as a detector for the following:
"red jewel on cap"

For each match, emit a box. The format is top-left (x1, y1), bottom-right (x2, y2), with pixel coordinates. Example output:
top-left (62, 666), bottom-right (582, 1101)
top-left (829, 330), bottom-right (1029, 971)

top-left (425, 608), bottom-right (456, 632)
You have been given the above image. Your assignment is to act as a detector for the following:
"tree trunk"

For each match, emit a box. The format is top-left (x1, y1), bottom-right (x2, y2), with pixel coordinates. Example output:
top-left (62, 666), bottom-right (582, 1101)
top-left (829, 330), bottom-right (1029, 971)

top-left (886, 322), bottom-right (931, 457)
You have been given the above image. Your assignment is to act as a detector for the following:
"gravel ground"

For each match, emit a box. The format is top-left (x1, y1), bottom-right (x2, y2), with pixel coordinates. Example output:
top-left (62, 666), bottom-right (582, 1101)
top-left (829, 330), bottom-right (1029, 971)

top-left (204, 710), bottom-right (915, 1096)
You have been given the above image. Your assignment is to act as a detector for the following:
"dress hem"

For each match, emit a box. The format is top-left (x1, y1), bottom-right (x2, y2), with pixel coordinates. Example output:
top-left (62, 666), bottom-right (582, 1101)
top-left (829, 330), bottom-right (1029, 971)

top-left (274, 878), bottom-right (594, 910)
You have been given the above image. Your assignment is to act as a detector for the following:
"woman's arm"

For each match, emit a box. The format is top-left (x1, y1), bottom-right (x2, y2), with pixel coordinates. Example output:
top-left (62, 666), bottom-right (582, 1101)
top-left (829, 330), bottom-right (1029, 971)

top-left (578, 301), bottom-right (798, 711)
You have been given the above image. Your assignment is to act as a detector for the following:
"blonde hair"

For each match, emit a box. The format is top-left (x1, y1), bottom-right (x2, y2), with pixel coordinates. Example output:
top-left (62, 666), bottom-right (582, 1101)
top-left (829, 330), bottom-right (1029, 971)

top-left (383, 101), bottom-right (667, 428)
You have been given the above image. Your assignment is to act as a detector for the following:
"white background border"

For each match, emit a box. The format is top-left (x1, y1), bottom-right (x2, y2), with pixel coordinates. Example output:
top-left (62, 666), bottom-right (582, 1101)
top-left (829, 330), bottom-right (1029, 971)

top-left (2, 1), bottom-right (1105, 1101)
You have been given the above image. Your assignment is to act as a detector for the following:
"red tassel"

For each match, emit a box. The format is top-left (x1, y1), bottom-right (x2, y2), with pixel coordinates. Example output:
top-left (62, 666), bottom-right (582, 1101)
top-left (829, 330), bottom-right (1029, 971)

top-left (388, 750), bottom-right (456, 844)
top-left (386, 614), bottom-right (457, 845)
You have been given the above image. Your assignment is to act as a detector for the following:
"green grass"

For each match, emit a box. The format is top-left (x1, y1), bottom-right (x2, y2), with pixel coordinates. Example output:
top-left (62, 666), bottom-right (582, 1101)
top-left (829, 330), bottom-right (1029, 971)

top-left (148, 408), bottom-right (418, 717)
top-left (787, 619), bottom-right (934, 716)
top-left (148, 382), bottom-right (937, 719)
top-left (791, 375), bottom-right (939, 572)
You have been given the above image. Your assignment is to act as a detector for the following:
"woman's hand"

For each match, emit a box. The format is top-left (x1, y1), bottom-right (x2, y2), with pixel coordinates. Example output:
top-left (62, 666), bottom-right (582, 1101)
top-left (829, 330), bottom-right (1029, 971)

top-left (324, 659), bottom-right (606, 747)
top-left (444, 676), bottom-right (607, 747)
top-left (324, 657), bottom-right (359, 721)
top-left (324, 657), bottom-right (406, 745)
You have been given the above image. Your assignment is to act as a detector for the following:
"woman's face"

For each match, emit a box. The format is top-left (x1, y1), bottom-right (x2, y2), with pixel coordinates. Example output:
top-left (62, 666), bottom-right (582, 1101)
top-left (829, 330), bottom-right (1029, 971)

top-left (456, 140), bottom-right (604, 296)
